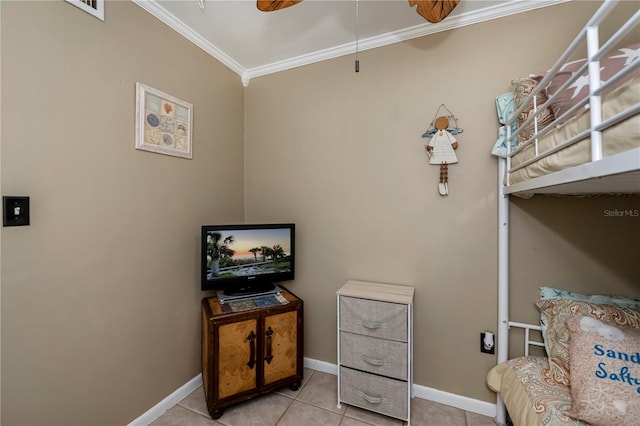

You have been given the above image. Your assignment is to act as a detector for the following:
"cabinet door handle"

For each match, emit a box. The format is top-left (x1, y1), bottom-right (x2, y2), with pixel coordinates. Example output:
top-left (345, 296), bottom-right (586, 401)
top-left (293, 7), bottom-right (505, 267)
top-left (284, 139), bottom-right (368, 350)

top-left (265, 327), bottom-right (274, 364)
top-left (247, 330), bottom-right (256, 369)
top-left (358, 391), bottom-right (383, 404)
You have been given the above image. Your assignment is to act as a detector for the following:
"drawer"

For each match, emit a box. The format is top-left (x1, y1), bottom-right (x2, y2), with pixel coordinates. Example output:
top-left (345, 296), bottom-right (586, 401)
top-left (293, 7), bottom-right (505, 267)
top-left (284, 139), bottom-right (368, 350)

top-left (339, 296), bottom-right (407, 341)
top-left (339, 366), bottom-right (408, 420)
top-left (340, 331), bottom-right (407, 380)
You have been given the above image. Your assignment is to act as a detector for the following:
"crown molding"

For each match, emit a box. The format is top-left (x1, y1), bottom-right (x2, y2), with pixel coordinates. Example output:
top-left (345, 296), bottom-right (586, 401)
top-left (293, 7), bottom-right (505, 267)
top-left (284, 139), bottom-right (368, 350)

top-left (244, 0), bottom-right (570, 83)
top-left (135, 0), bottom-right (570, 86)
top-left (132, 0), bottom-right (245, 77)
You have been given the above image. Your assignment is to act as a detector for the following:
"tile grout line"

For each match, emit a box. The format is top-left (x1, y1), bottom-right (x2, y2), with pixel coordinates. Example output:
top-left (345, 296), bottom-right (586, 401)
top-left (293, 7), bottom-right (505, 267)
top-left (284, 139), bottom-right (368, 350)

top-left (276, 374), bottom-right (305, 426)
top-left (167, 367), bottom-right (491, 426)
top-left (172, 402), bottom-right (215, 424)
top-left (282, 368), bottom-right (352, 426)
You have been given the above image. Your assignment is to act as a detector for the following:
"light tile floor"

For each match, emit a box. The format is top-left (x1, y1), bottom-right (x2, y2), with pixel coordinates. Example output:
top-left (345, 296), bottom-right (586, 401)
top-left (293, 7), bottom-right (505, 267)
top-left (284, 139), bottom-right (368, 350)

top-left (151, 368), bottom-right (497, 426)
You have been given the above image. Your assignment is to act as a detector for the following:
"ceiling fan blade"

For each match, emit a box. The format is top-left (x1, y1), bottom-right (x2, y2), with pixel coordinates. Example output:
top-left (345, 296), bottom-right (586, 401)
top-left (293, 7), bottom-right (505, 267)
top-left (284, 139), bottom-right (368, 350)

top-left (257, 0), bottom-right (303, 12)
top-left (408, 0), bottom-right (460, 23)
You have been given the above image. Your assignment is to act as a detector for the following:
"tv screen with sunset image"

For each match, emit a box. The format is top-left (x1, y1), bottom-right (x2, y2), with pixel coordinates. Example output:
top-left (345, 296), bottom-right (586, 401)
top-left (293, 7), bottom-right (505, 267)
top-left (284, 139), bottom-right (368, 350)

top-left (201, 223), bottom-right (295, 294)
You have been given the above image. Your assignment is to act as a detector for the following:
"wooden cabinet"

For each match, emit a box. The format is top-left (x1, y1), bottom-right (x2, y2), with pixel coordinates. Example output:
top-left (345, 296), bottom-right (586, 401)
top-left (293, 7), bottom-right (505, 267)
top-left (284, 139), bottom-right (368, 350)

top-left (337, 280), bottom-right (414, 424)
top-left (201, 288), bottom-right (303, 419)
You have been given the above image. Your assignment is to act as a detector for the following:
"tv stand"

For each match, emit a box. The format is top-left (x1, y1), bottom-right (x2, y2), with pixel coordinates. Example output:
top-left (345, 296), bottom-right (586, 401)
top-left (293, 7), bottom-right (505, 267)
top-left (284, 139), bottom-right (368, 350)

top-left (202, 286), bottom-right (303, 419)
top-left (217, 283), bottom-right (281, 304)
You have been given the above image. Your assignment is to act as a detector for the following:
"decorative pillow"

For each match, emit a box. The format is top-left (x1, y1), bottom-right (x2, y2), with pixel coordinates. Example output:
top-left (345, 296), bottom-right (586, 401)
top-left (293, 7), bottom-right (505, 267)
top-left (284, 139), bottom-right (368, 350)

top-left (532, 43), bottom-right (640, 119)
top-left (535, 298), bottom-right (640, 385)
top-left (538, 287), bottom-right (640, 357)
top-left (566, 315), bottom-right (640, 426)
top-left (511, 77), bottom-right (555, 144)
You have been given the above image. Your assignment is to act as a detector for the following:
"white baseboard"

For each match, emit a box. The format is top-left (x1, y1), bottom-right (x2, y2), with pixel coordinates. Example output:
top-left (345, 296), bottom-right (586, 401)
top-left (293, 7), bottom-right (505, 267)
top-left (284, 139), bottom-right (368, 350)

top-left (304, 356), bottom-right (338, 375)
top-left (128, 374), bottom-right (203, 426)
top-left (129, 357), bottom-right (496, 425)
top-left (411, 383), bottom-right (496, 418)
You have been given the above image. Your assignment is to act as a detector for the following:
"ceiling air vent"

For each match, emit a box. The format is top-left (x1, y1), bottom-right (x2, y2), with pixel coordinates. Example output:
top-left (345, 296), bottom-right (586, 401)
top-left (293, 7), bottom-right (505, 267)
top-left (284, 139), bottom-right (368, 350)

top-left (65, 0), bottom-right (104, 21)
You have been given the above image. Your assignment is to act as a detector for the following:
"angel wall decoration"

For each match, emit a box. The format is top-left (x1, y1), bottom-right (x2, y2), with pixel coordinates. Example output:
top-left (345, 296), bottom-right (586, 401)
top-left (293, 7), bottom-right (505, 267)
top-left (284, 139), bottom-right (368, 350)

top-left (421, 105), bottom-right (463, 196)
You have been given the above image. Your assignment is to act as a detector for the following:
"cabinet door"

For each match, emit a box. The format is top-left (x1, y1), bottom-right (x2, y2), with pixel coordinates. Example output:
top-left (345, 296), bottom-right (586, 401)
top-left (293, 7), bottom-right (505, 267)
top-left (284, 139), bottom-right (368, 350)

top-left (263, 310), bottom-right (298, 385)
top-left (217, 318), bottom-right (258, 399)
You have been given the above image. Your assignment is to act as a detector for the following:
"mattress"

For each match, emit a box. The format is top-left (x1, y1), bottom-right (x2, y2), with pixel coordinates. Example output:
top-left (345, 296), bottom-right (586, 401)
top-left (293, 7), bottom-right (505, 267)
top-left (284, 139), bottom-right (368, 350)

top-left (506, 77), bottom-right (640, 186)
top-left (486, 356), bottom-right (586, 426)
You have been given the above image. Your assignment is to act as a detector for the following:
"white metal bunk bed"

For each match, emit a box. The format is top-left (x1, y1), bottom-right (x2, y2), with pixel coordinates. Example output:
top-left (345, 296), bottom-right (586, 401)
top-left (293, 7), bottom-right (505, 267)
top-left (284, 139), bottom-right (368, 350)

top-left (493, 0), bottom-right (639, 424)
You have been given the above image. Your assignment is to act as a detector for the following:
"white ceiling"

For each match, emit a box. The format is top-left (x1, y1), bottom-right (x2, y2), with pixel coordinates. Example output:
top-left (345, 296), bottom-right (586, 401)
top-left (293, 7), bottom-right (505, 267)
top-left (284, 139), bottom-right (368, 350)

top-left (133, 0), bottom-right (568, 85)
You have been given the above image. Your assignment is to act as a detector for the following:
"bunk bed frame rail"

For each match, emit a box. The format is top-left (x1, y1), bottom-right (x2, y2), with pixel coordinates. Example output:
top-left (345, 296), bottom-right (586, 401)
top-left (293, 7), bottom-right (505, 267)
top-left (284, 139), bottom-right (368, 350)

top-left (507, 322), bottom-right (544, 357)
top-left (502, 0), bottom-right (639, 196)
top-left (496, 1), bottom-right (638, 423)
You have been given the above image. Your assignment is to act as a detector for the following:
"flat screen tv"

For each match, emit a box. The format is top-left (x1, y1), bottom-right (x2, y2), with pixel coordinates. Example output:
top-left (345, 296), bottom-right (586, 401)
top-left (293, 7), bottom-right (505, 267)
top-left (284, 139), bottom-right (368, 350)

top-left (201, 223), bottom-right (295, 297)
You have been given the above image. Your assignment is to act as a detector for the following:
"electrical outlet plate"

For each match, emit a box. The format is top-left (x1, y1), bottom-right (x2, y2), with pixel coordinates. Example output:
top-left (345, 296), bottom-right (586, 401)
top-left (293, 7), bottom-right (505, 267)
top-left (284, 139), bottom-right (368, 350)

top-left (3, 196), bottom-right (30, 226)
top-left (480, 332), bottom-right (495, 354)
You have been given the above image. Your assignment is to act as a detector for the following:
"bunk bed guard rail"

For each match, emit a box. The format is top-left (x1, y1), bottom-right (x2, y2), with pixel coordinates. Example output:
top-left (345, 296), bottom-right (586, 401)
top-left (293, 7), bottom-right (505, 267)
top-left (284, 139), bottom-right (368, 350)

top-left (502, 0), bottom-right (639, 193)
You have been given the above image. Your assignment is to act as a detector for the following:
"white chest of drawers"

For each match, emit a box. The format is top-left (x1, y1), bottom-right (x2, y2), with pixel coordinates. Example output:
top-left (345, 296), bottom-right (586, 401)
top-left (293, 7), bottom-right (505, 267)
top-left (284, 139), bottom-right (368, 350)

top-left (337, 280), bottom-right (414, 424)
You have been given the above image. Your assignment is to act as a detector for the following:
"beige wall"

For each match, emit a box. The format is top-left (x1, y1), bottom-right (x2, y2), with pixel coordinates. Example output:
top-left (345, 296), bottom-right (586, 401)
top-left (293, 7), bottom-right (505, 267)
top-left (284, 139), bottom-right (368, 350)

top-left (1, 1), bottom-right (244, 425)
top-left (2, 0), bottom-right (639, 424)
top-left (245, 0), bottom-right (639, 403)
top-left (0, 2), bottom-right (3, 422)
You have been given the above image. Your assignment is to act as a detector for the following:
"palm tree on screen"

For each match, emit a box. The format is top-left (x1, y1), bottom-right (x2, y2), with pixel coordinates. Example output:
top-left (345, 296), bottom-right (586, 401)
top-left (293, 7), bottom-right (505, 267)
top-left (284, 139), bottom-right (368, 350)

top-left (262, 246), bottom-right (274, 262)
top-left (271, 245), bottom-right (284, 263)
top-left (249, 247), bottom-right (260, 262)
top-left (260, 246), bottom-right (270, 262)
top-left (207, 233), bottom-right (235, 276)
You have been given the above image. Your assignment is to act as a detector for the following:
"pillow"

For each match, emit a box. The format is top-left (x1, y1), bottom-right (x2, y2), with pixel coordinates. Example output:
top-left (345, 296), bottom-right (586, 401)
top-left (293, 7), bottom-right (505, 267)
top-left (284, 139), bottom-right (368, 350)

top-left (566, 315), bottom-right (640, 426)
top-left (539, 287), bottom-right (640, 307)
top-left (511, 77), bottom-right (555, 144)
top-left (535, 298), bottom-right (640, 385)
top-left (491, 92), bottom-right (518, 158)
top-left (495, 91), bottom-right (516, 125)
top-left (538, 287), bottom-right (640, 357)
top-left (490, 125), bottom-right (518, 158)
top-left (532, 43), bottom-right (640, 119)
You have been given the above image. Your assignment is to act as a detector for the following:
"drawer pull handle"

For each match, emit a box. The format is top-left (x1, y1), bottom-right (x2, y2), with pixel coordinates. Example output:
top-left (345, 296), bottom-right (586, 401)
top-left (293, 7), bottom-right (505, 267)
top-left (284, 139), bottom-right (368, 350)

top-left (247, 330), bottom-right (256, 370)
top-left (362, 320), bottom-right (383, 330)
top-left (361, 355), bottom-right (386, 366)
top-left (358, 391), bottom-right (383, 404)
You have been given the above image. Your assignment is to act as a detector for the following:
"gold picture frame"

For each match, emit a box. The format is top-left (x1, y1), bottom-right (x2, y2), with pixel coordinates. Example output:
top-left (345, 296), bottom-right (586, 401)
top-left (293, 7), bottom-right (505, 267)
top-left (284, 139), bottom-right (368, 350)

top-left (135, 82), bottom-right (193, 159)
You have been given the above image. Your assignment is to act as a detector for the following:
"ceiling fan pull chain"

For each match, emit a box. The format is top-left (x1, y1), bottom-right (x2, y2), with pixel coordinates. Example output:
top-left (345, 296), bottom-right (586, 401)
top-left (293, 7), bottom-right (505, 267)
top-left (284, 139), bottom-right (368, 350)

top-left (355, 0), bottom-right (360, 73)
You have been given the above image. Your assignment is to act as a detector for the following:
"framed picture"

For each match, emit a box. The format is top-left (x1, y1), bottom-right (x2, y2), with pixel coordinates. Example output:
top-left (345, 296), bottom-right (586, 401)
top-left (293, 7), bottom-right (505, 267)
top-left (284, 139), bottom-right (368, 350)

top-left (135, 82), bottom-right (193, 159)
